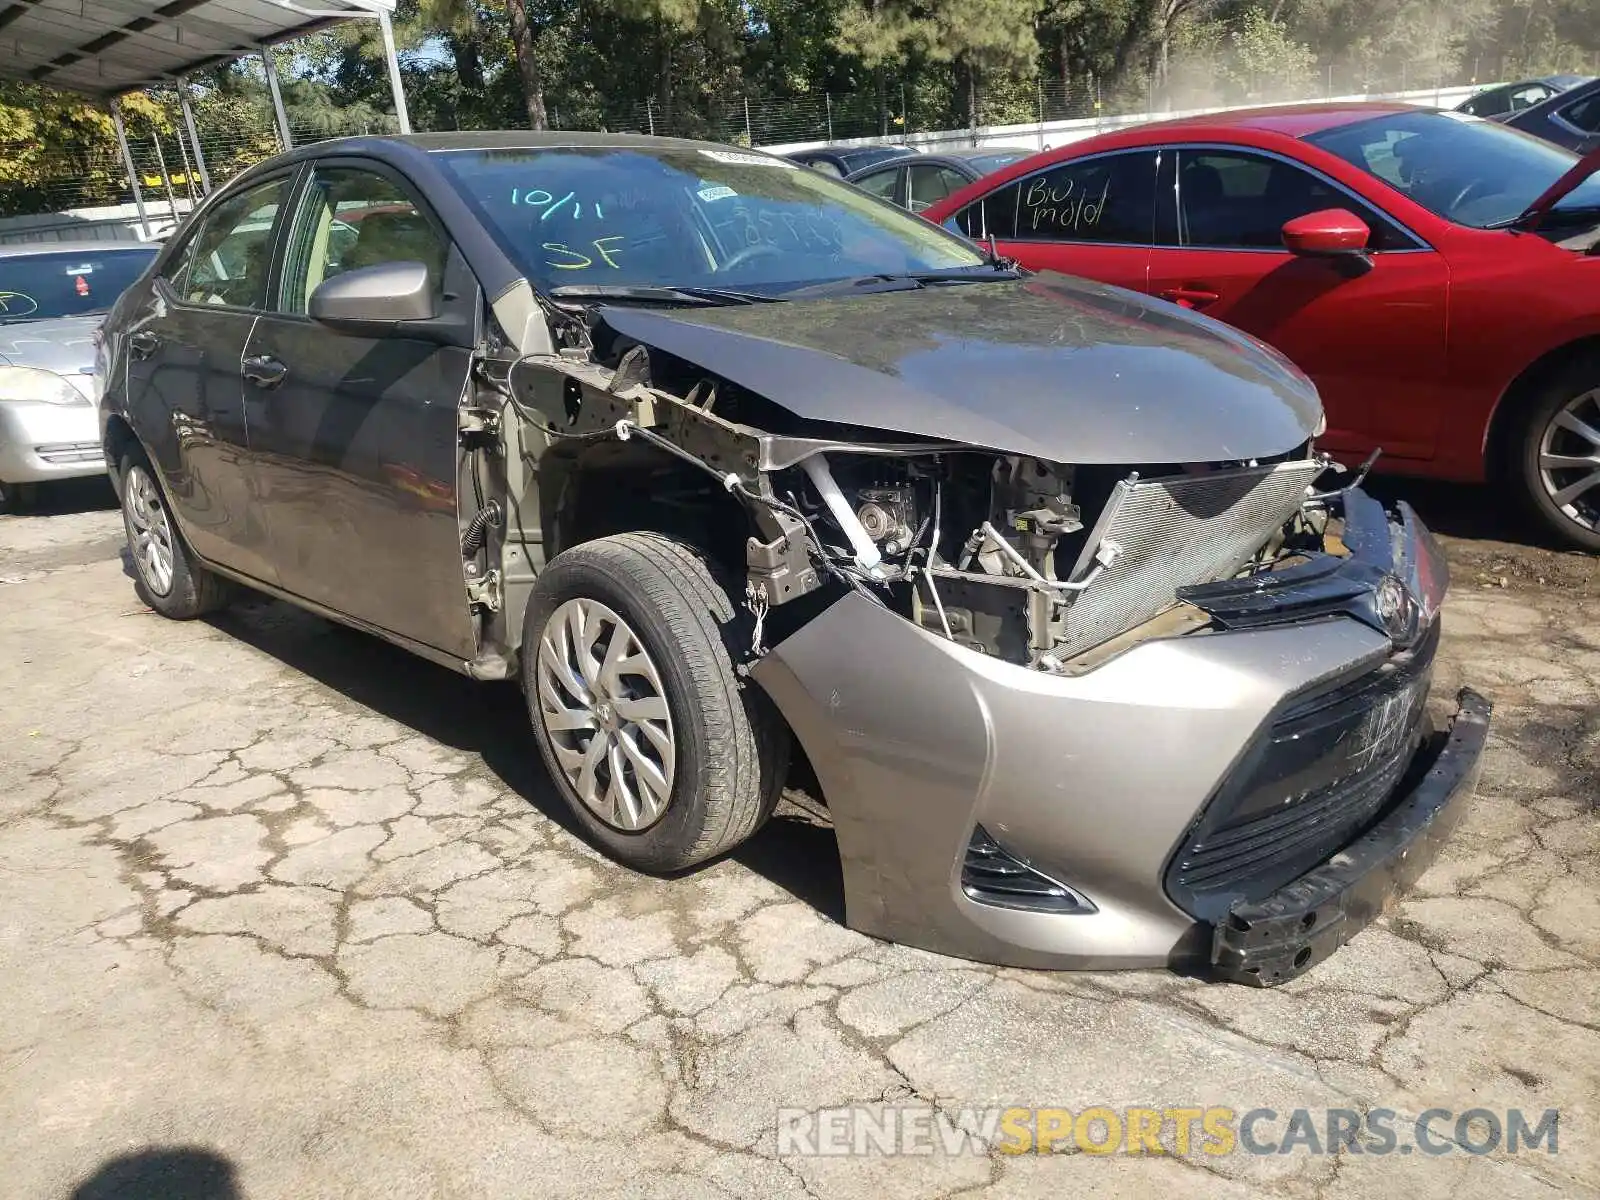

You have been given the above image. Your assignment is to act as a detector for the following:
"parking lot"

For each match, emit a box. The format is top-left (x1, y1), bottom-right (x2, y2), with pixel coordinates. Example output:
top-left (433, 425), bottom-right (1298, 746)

top-left (3, 480), bottom-right (1598, 1200)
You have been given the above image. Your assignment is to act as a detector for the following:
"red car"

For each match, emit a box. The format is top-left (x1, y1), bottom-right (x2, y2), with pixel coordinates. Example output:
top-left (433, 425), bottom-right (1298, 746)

top-left (925, 103), bottom-right (1600, 549)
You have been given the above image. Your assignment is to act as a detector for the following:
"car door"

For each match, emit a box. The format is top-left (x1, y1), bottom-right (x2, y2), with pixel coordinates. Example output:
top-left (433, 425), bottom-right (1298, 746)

top-left (906, 162), bottom-right (972, 214)
top-left (944, 149), bottom-right (1159, 294)
top-left (243, 159), bottom-right (480, 660)
top-left (121, 173), bottom-right (294, 582)
top-left (852, 163), bottom-right (904, 207)
top-left (1145, 146), bottom-right (1451, 463)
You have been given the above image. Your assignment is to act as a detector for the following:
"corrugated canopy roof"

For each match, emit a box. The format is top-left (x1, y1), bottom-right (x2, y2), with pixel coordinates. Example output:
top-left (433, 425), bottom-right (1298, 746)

top-left (0, 0), bottom-right (394, 98)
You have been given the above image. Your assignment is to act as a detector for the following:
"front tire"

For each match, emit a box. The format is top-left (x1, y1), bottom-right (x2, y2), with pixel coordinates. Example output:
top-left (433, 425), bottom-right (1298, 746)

top-left (522, 532), bottom-right (788, 872)
top-left (119, 449), bottom-right (232, 619)
top-left (1515, 363), bottom-right (1600, 552)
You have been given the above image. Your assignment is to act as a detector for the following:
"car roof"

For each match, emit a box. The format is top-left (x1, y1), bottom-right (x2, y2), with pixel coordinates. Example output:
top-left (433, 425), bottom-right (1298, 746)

top-left (0, 239), bottom-right (158, 258)
top-left (1119, 100), bottom-right (1425, 139)
top-left (399, 130), bottom-right (739, 154)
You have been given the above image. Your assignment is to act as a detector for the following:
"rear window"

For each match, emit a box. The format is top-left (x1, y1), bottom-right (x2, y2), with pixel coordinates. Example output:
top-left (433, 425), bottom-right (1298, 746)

top-left (0, 247), bottom-right (157, 322)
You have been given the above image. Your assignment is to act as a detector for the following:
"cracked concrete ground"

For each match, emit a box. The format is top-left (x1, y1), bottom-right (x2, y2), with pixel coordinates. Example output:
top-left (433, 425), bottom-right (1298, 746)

top-left (3, 481), bottom-right (1598, 1199)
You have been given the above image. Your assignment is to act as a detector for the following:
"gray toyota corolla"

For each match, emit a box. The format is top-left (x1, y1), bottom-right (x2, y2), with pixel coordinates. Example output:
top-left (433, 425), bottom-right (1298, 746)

top-left (97, 132), bottom-right (1490, 986)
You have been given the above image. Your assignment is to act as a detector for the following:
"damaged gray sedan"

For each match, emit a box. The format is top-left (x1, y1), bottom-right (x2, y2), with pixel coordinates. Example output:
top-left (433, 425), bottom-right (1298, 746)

top-left (98, 132), bottom-right (1490, 986)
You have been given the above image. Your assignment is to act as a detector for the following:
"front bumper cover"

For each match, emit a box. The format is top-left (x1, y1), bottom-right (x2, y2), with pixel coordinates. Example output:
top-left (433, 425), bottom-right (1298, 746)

top-left (1211, 687), bottom-right (1491, 986)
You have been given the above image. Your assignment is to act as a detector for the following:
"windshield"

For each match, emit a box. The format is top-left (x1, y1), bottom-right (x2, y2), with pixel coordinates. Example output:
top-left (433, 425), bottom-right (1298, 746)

top-left (1306, 110), bottom-right (1600, 228)
top-left (434, 146), bottom-right (985, 296)
top-left (0, 246), bottom-right (157, 322)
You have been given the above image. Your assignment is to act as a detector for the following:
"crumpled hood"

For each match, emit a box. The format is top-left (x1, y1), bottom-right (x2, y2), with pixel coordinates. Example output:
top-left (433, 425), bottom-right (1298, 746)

top-left (0, 315), bottom-right (99, 375)
top-left (597, 272), bottom-right (1322, 464)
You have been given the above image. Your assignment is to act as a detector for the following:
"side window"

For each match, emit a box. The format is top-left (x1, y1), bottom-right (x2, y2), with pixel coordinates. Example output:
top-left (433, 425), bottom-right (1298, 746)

top-left (1509, 85), bottom-right (1554, 112)
top-left (907, 164), bottom-right (969, 212)
top-left (278, 166), bottom-right (448, 317)
top-left (952, 151), bottom-right (1157, 244)
top-left (177, 176), bottom-right (290, 308)
top-left (1177, 149), bottom-right (1405, 251)
top-left (1560, 93), bottom-right (1600, 133)
top-left (855, 166), bottom-right (900, 201)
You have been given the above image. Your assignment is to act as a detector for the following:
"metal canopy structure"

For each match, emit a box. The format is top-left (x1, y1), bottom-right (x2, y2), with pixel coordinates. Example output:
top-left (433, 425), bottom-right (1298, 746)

top-left (0, 0), bottom-right (409, 236)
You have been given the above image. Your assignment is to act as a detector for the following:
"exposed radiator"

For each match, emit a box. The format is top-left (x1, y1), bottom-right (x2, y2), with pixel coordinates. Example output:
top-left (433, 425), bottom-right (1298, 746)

top-left (1056, 458), bottom-right (1324, 659)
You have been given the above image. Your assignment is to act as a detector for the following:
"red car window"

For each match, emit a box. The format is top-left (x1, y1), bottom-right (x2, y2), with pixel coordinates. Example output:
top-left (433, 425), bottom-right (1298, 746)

top-left (949, 151), bottom-right (1158, 245)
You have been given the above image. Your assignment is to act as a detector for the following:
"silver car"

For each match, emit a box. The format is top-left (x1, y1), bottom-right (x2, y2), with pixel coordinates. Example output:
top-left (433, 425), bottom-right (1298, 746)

top-left (0, 240), bottom-right (158, 509)
top-left (98, 133), bottom-right (1490, 987)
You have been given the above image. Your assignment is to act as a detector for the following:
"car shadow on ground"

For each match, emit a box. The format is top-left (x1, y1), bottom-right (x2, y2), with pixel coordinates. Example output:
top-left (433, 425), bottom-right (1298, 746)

top-left (67, 1146), bottom-right (239, 1200)
top-left (208, 600), bottom-right (848, 922)
top-left (1, 475), bottom-right (117, 516)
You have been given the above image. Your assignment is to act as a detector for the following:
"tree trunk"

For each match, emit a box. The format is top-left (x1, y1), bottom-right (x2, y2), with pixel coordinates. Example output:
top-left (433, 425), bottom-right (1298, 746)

top-left (504, 0), bottom-right (547, 130)
top-left (658, 19), bottom-right (674, 133)
top-left (452, 34), bottom-right (485, 95)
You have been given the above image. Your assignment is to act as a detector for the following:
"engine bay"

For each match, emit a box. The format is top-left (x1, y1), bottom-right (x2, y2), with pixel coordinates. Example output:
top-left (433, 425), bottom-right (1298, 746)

top-left (490, 335), bottom-right (1334, 674)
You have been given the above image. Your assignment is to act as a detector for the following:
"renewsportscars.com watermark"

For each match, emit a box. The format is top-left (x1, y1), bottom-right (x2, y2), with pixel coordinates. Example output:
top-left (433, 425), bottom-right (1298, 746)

top-left (776, 1106), bottom-right (1560, 1158)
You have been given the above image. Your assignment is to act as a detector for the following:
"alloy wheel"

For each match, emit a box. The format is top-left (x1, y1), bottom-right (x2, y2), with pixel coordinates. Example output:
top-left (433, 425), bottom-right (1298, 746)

top-left (535, 597), bottom-right (676, 832)
top-left (125, 465), bottom-right (176, 596)
top-left (1537, 387), bottom-right (1600, 535)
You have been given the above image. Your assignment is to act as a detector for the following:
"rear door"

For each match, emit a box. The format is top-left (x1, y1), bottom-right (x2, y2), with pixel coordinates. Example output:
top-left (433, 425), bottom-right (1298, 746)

top-left (243, 158), bottom-right (480, 659)
top-left (1145, 146), bottom-right (1451, 463)
top-left (122, 173), bottom-right (294, 582)
top-left (944, 149), bottom-right (1159, 293)
top-left (906, 162), bottom-right (971, 214)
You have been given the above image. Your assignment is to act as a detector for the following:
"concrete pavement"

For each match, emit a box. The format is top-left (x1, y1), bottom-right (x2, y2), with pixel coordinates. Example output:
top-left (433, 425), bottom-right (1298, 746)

top-left (3, 492), bottom-right (1597, 1199)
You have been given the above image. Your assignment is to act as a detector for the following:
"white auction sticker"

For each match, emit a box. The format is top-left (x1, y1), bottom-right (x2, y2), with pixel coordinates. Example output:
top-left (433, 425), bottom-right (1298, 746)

top-left (700, 149), bottom-right (796, 168)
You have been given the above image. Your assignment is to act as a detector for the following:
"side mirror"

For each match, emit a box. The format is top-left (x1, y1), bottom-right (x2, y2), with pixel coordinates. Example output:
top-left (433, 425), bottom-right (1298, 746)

top-left (1281, 208), bottom-right (1371, 258)
top-left (309, 261), bottom-right (438, 337)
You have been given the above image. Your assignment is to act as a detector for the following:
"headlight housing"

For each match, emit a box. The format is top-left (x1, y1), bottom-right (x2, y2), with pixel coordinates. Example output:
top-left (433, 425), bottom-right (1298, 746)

top-left (0, 365), bottom-right (88, 406)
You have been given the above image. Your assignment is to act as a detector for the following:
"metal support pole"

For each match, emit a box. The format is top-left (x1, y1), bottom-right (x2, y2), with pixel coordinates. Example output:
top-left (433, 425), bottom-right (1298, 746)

top-left (743, 96), bottom-right (752, 146)
top-left (170, 98), bottom-right (198, 204)
top-left (376, 9), bottom-right (411, 134)
top-left (261, 43), bottom-right (292, 150)
top-left (177, 76), bottom-right (211, 193)
top-left (110, 99), bottom-right (153, 240)
top-left (824, 92), bottom-right (833, 142)
top-left (151, 132), bottom-right (180, 225)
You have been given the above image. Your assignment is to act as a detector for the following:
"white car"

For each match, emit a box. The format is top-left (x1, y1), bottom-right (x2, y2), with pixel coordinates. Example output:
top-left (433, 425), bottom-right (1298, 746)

top-left (0, 239), bottom-right (158, 510)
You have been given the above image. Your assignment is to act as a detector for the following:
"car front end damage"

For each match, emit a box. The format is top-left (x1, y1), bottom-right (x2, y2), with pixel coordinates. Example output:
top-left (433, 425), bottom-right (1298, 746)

top-left (482, 283), bottom-right (1487, 985)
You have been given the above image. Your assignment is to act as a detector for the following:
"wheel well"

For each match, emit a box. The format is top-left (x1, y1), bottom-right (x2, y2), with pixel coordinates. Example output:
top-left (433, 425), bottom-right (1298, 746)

top-left (102, 414), bottom-right (138, 496)
top-left (543, 442), bottom-right (754, 579)
top-left (1485, 336), bottom-right (1600, 478)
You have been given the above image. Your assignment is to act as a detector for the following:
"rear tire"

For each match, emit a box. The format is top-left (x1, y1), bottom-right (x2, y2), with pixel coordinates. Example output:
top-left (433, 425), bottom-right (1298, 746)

top-left (119, 448), bottom-right (233, 619)
top-left (522, 532), bottom-right (788, 872)
top-left (1514, 360), bottom-right (1600, 553)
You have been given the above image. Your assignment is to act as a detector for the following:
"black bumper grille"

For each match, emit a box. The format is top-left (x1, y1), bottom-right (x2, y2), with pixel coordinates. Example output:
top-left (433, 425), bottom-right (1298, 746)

top-left (962, 826), bottom-right (1093, 914)
top-left (1166, 621), bottom-right (1440, 922)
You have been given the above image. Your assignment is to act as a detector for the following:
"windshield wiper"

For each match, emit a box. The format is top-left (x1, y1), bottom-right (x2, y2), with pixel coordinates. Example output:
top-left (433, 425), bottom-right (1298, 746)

top-left (1485, 203), bottom-right (1600, 231)
top-left (547, 283), bottom-right (776, 306)
top-left (779, 266), bottom-right (1021, 299)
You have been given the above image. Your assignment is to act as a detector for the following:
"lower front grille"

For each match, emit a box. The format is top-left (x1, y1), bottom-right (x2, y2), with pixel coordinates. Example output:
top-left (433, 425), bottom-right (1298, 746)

top-left (1056, 458), bottom-right (1324, 659)
top-left (962, 826), bottom-right (1093, 914)
top-left (35, 442), bottom-right (102, 464)
top-left (1166, 620), bottom-right (1440, 921)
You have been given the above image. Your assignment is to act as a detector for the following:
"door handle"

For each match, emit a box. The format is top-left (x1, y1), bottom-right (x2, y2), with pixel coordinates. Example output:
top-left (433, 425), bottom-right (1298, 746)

top-left (241, 354), bottom-right (288, 389)
top-left (1158, 286), bottom-right (1221, 310)
top-left (128, 330), bottom-right (161, 358)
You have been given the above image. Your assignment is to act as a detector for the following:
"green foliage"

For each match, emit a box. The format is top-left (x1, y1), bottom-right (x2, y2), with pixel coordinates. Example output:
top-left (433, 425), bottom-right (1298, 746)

top-left (6, 0), bottom-right (1600, 218)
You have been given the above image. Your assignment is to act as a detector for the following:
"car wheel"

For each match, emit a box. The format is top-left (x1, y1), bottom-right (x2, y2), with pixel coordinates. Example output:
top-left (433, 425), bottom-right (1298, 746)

top-left (1516, 364), bottom-right (1600, 552)
top-left (119, 449), bottom-right (233, 618)
top-left (522, 532), bottom-right (789, 872)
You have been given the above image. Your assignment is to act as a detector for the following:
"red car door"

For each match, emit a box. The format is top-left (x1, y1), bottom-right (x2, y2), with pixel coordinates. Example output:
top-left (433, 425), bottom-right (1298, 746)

top-left (1145, 146), bottom-right (1451, 464)
top-left (941, 148), bottom-right (1159, 294)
